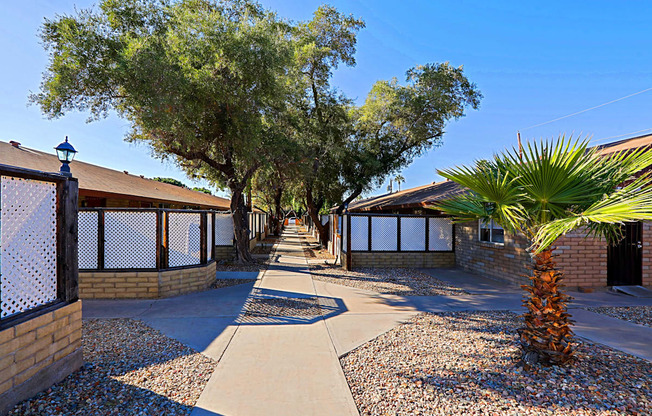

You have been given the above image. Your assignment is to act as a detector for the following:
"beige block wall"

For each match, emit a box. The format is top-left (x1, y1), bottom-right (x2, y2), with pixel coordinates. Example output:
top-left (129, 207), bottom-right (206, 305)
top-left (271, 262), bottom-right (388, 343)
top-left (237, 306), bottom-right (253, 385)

top-left (350, 251), bottom-right (455, 268)
top-left (0, 301), bottom-right (83, 415)
top-left (79, 271), bottom-right (159, 299)
top-left (642, 221), bottom-right (652, 287)
top-left (79, 262), bottom-right (217, 300)
top-left (215, 245), bottom-right (234, 260)
top-left (159, 262), bottom-right (216, 298)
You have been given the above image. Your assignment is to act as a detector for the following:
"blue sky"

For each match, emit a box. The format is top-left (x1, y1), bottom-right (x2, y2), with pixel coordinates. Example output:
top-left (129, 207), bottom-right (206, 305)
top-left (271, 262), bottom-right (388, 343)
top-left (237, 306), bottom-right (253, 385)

top-left (2, 1), bottom-right (651, 198)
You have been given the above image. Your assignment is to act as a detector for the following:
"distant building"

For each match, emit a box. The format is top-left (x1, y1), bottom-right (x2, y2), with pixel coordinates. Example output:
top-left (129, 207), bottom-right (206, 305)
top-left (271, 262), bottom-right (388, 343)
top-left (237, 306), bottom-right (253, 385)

top-left (0, 141), bottom-right (230, 210)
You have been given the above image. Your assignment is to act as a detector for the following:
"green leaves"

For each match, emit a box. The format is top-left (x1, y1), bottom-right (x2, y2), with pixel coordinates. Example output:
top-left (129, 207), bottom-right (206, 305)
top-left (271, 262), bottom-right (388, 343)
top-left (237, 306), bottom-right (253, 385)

top-left (436, 135), bottom-right (652, 252)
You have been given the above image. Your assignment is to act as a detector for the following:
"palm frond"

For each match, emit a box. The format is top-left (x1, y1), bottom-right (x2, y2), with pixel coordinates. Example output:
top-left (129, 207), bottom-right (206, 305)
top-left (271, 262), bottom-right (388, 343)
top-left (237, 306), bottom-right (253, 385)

top-left (534, 174), bottom-right (652, 250)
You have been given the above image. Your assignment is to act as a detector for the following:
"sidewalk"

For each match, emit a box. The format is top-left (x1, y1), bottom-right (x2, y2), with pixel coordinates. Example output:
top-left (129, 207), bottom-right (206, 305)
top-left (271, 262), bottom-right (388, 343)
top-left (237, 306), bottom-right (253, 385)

top-left (190, 226), bottom-right (359, 416)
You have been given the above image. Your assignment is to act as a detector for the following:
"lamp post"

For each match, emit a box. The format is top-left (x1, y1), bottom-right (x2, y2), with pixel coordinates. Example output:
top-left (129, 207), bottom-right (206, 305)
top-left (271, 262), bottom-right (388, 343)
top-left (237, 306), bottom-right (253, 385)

top-left (54, 136), bottom-right (77, 177)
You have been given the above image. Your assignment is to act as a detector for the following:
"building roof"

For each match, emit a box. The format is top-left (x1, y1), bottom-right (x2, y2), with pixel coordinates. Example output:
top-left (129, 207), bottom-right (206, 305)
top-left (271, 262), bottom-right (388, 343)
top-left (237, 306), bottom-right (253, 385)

top-left (595, 133), bottom-right (652, 155)
top-left (347, 180), bottom-right (465, 212)
top-left (0, 141), bottom-right (230, 210)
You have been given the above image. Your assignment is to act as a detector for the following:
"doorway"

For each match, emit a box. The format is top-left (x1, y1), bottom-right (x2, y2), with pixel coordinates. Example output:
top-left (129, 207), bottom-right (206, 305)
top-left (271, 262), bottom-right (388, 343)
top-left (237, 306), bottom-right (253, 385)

top-left (607, 222), bottom-right (643, 286)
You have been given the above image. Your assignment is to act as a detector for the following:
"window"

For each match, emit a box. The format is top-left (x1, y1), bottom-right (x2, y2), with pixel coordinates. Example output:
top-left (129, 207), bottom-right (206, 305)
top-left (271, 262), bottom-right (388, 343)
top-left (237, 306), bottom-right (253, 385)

top-left (479, 219), bottom-right (504, 244)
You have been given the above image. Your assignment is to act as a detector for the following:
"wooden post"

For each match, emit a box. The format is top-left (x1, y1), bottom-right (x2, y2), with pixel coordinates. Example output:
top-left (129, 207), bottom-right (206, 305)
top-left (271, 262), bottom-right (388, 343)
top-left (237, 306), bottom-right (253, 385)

top-left (425, 217), bottom-right (430, 252)
top-left (200, 212), bottom-right (207, 264)
top-left (156, 210), bottom-right (162, 270)
top-left (396, 215), bottom-right (401, 252)
top-left (346, 214), bottom-right (352, 271)
top-left (58, 178), bottom-right (79, 302)
top-left (97, 209), bottom-right (105, 270)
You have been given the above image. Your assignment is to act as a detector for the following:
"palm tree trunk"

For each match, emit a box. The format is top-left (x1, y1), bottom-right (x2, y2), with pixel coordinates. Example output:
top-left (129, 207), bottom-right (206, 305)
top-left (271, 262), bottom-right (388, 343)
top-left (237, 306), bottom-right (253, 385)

top-left (520, 248), bottom-right (574, 366)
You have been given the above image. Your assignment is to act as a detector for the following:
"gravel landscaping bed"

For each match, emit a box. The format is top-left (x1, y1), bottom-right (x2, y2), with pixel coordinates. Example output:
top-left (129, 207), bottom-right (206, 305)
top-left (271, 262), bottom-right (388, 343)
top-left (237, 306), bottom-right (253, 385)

top-left (586, 306), bottom-right (652, 327)
top-left (341, 310), bottom-right (651, 416)
top-left (244, 295), bottom-right (322, 317)
top-left (310, 265), bottom-right (467, 296)
top-left (9, 319), bottom-right (216, 416)
top-left (215, 258), bottom-right (269, 272)
top-left (212, 279), bottom-right (257, 289)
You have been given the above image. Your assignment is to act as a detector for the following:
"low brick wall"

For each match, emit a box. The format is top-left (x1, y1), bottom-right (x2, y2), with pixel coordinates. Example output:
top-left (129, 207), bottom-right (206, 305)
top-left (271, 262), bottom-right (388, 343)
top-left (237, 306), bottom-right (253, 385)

top-left (0, 301), bottom-right (82, 415)
top-left (79, 262), bottom-right (217, 299)
top-left (159, 262), bottom-right (217, 298)
top-left (350, 251), bottom-right (455, 268)
top-left (215, 245), bottom-right (234, 260)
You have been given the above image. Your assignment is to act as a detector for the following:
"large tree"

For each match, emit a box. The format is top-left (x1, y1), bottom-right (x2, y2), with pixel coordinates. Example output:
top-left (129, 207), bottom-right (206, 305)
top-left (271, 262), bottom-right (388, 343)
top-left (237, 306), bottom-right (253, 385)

top-left (435, 137), bottom-right (652, 365)
top-left (290, 5), bottom-right (364, 245)
top-left (336, 63), bottom-right (482, 213)
top-left (31, 0), bottom-right (293, 262)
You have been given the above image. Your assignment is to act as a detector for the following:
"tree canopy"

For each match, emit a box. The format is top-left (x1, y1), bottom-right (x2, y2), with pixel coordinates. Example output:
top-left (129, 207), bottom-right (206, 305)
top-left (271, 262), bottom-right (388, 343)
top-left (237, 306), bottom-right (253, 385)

top-left (32, 0), bottom-right (481, 257)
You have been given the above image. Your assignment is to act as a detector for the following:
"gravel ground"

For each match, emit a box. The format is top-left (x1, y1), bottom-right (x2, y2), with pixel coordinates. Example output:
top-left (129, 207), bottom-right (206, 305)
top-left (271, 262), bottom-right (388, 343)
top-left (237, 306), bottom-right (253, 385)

top-left (212, 279), bottom-right (257, 289)
top-left (341, 310), bottom-right (651, 416)
top-left (586, 306), bottom-right (652, 327)
top-left (310, 264), bottom-right (468, 296)
top-left (303, 245), bottom-right (336, 260)
top-left (215, 258), bottom-right (269, 272)
top-left (9, 319), bottom-right (216, 416)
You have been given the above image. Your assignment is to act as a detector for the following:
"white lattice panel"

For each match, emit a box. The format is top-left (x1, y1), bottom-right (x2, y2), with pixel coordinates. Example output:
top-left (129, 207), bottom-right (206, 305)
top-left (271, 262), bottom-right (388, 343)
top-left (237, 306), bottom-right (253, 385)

top-left (401, 217), bottom-right (426, 251)
top-left (169, 212), bottom-right (201, 267)
top-left (371, 216), bottom-right (398, 251)
top-left (105, 211), bottom-right (157, 269)
top-left (206, 214), bottom-right (213, 260)
top-left (1, 176), bottom-right (58, 318)
top-left (321, 215), bottom-right (329, 225)
top-left (78, 211), bottom-right (98, 269)
top-left (350, 216), bottom-right (369, 251)
top-left (215, 214), bottom-right (233, 245)
top-left (248, 213), bottom-right (254, 240)
top-left (429, 217), bottom-right (453, 251)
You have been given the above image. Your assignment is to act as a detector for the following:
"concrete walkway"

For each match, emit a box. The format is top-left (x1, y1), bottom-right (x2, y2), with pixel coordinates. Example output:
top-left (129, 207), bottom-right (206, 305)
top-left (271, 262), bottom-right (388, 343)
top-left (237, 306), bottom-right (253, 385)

top-left (191, 227), bottom-right (359, 416)
top-left (82, 226), bottom-right (652, 415)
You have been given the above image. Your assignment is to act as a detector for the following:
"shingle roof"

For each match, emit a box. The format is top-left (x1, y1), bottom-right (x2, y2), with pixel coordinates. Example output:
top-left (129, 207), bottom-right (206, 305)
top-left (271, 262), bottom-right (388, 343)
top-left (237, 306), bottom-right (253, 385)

top-left (347, 180), bottom-right (465, 212)
top-left (0, 141), bottom-right (230, 209)
top-left (595, 133), bottom-right (652, 155)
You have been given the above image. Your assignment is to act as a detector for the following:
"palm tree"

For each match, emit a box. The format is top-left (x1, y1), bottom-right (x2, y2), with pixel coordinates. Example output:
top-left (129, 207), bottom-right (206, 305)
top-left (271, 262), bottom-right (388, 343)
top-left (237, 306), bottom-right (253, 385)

top-left (435, 136), bottom-right (652, 366)
top-left (394, 174), bottom-right (405, 191)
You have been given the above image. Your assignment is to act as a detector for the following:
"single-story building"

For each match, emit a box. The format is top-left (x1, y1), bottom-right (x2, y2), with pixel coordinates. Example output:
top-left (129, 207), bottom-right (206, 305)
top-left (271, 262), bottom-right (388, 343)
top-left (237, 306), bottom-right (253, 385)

top-left (336, 134), bottom-right (652, 290)
top-left (0, 140), bottom-right (231, 210)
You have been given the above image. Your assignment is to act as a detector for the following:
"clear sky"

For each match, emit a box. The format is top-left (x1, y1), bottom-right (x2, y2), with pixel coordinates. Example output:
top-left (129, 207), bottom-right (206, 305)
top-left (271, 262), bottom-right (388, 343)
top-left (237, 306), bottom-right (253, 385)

top-left (2, 1), bottom-right (651, 198)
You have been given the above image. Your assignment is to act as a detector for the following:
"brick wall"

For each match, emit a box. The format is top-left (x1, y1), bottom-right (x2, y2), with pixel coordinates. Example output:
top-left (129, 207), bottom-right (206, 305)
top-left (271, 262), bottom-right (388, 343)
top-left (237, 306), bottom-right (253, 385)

top-left (215, 245), bottom-right (234, 260)
top-left (350, 251), bottom-right (455, 268)
top-left (455, 222), bottom-right (616, 288)
top-left (0, 301), bottom-right (83, 415)
top-left (159, 262), bottom-right (216, 298)
top-left (555, 230), bottom-right (607, 288)
top-left (79, 271), bottom-right (159, 299)
top-left (455, 222), bottom-right (531, 285)
top-left (79, 262), bottom-right (217, 299)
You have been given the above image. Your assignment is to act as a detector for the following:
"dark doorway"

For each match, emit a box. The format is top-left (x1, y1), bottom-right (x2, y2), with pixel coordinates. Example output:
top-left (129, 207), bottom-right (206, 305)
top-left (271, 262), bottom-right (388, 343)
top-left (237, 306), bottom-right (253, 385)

top-left (607, 222), bottom-right (643, 286)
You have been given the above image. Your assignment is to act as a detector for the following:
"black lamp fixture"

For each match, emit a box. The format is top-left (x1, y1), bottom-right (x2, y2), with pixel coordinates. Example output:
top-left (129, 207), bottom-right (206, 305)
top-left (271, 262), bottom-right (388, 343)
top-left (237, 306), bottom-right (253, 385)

top-left (54, 136), bottom-right (77, 177)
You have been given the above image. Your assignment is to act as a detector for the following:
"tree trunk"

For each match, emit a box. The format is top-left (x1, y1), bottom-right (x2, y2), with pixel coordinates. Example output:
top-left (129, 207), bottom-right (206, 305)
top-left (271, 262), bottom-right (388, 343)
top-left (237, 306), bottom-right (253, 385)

top-left (520, 248), bottom-right (574, 366)
top-left (270, 187), bottom-right (282, 236)
top-left (335, 186), bottom-right (363, 215)
top-left (306, 187), bottom-right (329, 247)
top-left (230, 187), bottom-right (254, 263)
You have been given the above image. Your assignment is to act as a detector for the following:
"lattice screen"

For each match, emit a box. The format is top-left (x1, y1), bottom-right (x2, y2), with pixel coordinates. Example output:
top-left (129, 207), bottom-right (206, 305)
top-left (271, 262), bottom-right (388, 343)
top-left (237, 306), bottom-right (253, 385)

top-left (168, 212), bottom-right (201, 267)
top-left (342, 215), bottom-right (348, 253)
top-left (350, 216), bottom-right (369, 251)
top-left (78, 211), bottom-right (99, 269)
top-left (321, 215), bottom-right (329, 225)
top-left (401, 217), bottom-right (426, 251)
top-left (371, 216), bottom-right (398, 251)
top-left (1, 176), bottom-right (58, 318)
top-left (215, 214), bottom-right (233, 245)
top-left (206, 214), bottom-right (213, 260)
top-left (429, 217), bottom-right (453, 251)
top-left (105, 211), bottom-right (157, 269)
